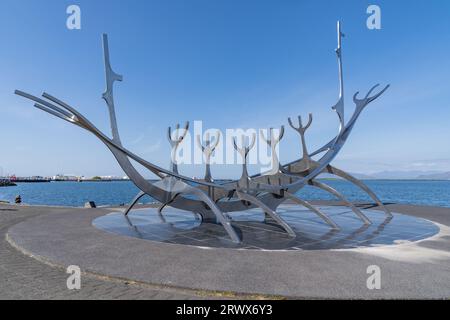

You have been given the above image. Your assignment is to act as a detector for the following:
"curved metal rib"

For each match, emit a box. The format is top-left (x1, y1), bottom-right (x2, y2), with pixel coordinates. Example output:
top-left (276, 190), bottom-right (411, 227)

top-left (157, 192), bottom-right (180, 214)
top-left (283, 191), bottom-right (339, 229)
top-left (325, 165), bottom-right (392, 217)
top-left (236, 191), bottom-right (296, 237)
top-left (309, 180), bottom-right (372, 225)
top-left (124, 191), bottom-right (146, 216)
top-left (157, 192), bottom-right (199, 221)
top-left (189, 186), bottom-right (241, 243)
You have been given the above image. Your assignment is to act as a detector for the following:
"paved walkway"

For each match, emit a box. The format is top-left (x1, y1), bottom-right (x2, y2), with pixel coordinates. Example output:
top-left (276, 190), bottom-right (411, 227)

top-left (2, 202), bottom-right (450, 299)
top-left (0, 205), bottom-right (217, 299)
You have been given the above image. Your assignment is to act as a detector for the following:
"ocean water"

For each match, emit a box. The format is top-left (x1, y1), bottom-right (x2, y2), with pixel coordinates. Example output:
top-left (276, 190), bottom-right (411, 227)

top-left (0, 180), bottom-right (449, 208)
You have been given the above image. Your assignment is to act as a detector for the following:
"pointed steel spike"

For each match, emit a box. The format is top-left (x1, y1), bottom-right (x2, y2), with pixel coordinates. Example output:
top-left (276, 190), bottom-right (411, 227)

top-left (167, 126), bottom-right (172, 142)
top-left (41, 92), bottom-right (78, 117)
top-left (33, 103), bottom-right (73, 123)
top-left (260, 129), bottom-right (271, 146)
top-left (210, 131), bottom-right (221, 150)
top-left (287, 117), bottom-right (296, 130)
top-left (280, 125), bottom-right (285, 138)
top-left (305, 113), bottom-right (313, 130)
top-left (369, 84), bottom-right (390, 102)
top-left (196, 134), bottom-right (204, 151)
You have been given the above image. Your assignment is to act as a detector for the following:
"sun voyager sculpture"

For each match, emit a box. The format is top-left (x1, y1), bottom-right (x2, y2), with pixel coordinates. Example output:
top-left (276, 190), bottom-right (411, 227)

top-left (16, 21), bottom-right (391, 243)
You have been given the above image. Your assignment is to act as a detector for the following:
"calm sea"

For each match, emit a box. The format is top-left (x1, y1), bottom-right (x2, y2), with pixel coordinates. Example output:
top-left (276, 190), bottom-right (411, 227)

top-left (0, 180), bottom-right (449, 208)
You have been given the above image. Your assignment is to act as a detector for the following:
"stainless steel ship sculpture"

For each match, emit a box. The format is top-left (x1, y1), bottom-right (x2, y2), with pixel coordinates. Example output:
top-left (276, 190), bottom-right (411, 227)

top-left (15, 22), bottom-right (391, 243)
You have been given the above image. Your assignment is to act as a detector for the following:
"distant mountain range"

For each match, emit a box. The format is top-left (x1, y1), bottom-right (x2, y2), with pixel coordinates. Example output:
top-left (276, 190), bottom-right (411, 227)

top-left (321, 170), bottom-right (450, 180)
top-left (415, 172), bottom-right (450, 180)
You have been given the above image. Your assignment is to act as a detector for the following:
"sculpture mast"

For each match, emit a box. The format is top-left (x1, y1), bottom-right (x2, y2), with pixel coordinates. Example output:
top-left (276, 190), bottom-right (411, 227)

top-left (332, 21), bottom-right (345, 131)
top-left (102, 34), bottom-right (123, 143)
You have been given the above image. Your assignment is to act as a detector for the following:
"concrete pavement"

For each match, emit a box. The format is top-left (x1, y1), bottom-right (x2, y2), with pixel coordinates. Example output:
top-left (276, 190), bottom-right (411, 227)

top-left (4, 202), bottom-right (450, 299)
top-left (0, 204), bottom-right (225, 299)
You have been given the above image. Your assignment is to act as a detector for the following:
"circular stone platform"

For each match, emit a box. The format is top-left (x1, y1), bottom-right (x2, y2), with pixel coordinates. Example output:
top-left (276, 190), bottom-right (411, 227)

top-left (93, 205), bottom-right (439, 250)
top-left (6, 203), bottom-right (450, 298)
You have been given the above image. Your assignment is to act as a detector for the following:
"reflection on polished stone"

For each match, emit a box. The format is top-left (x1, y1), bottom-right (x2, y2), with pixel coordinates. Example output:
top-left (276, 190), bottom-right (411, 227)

top-left (93, 204), bottom-right (439, 251)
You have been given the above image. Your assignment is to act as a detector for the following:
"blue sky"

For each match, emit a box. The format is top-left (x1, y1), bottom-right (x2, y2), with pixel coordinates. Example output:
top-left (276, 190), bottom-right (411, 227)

top-left (0, 0), bottom-right (449, 178)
